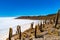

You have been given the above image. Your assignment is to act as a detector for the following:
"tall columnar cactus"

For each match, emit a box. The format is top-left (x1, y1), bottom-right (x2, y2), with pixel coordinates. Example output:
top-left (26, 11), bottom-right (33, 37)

top-left (9, 27), bottom-right (13, 40)
top-left (55, 10), bottom-right (60, 28)
top-left (42, 23), bottom-right (45, 29)
top-left (53, 17), bottom-right (55, 23)
top-left (49, 19), bottom-right (52, 24)
top-left (35, 25), bottom-right (37, 38)
top-left (39, 23), bottom-right (43, 32)
top-left (16, 25), bottom-right (21, 40)
top-left (31, 22), bottom-right (34, 29)
top-left (19, 26), bottom-right (21, 40)
top-left (17, 25), bottom-right (21, 39)
top-left (44, 20), bottom-right (47, 24)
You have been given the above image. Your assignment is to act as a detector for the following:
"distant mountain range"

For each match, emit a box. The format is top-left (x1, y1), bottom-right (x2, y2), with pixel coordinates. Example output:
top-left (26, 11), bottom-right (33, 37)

top-left (16, 13), bottom-right (60, 20)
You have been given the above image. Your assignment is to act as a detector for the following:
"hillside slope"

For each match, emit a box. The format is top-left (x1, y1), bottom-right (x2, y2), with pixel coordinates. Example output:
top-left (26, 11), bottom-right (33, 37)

top-left (16, 13), bottom-right (60, 20)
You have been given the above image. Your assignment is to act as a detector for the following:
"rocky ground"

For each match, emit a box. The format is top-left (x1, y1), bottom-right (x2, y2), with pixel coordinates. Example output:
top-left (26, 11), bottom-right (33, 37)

top-left (6, 20), bottom-right (60, 40)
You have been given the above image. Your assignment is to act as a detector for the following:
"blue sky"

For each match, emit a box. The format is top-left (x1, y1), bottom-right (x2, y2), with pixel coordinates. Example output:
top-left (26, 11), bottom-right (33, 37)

top-left (0, 0), bottom-right (60, 17)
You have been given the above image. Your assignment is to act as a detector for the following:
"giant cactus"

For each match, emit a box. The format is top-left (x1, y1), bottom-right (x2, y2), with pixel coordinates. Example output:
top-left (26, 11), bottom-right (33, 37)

top-left (16, 25), bottom-right (21, 40)
top-left (55, 10), bottom-right (60, 28)
top-left (35, 25), bottom-right (37, 38)
top-left (39, 23), bottom-right (44, 32)
top-left (9, 27), bottom-right (13, 40)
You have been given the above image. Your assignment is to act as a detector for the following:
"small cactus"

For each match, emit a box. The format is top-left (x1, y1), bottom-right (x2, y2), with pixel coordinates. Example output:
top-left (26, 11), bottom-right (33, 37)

top-left (22, 34), bottom-right (26, 40)
top-left (29, 35), bottom-right (32, 40)
top-left (48, 30), bottom-right (52, 35)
